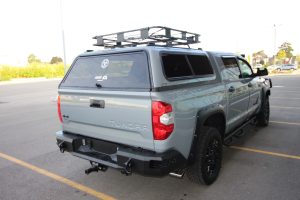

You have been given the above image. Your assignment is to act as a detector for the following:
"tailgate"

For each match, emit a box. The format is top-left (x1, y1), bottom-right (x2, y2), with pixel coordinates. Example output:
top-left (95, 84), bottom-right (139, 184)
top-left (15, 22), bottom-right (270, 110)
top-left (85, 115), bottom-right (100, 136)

top-left (59, 90), bottom-right (154, 150)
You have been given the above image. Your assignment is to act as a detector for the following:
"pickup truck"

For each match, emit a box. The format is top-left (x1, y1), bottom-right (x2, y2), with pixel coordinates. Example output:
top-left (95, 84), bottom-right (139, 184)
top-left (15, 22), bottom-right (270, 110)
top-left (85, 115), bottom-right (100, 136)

top-left (56, 27), bottom-right (272, 185)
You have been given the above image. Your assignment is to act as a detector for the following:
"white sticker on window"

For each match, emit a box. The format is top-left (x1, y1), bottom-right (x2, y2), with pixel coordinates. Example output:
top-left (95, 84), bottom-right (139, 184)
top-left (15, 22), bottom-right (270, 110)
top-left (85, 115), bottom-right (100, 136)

top-left (94, 75), bottom-right (108, 81)
top-left (101, 59), bottom-right (109, 69)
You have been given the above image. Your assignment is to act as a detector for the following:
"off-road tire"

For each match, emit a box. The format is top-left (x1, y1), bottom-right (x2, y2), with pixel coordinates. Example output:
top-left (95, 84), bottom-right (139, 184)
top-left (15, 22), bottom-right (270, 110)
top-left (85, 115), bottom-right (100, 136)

top-left (187, 127), bottom-right (222, 185)
top-left (257, 96), bottom-right (270, 126)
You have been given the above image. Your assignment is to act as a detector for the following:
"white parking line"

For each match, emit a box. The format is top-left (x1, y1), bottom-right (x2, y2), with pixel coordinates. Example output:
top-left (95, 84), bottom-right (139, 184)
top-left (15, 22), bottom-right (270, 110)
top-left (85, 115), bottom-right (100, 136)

top-left (272, 97), bottom-right (300, 100)
top-left (270, 121), bottom-right (300, 126)
top-left (272, 90), bottom-right (300, 93)
top-left (272, 86), bottom-right (300, 89)
top-left (231, 146), bottom-right (300, 160)
top-left (271, 106), bottom-right (300, 109)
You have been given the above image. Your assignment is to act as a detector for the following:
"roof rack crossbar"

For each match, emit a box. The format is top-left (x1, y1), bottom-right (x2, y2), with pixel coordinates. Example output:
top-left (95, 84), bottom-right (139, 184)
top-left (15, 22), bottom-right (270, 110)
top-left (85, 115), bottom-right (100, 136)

top-left (93, 26), bottom-right (200, 48)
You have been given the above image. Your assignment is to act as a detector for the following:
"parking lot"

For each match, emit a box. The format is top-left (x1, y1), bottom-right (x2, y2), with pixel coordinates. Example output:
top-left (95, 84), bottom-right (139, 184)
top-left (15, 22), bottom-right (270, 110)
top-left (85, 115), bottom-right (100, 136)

top-left (0, 75), bottom-right (300, 200)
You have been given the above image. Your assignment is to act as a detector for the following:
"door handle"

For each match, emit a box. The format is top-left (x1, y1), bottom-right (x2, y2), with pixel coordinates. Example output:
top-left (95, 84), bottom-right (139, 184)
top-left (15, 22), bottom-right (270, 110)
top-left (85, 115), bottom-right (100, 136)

top-left (228, 86), bottom-right (235, 92)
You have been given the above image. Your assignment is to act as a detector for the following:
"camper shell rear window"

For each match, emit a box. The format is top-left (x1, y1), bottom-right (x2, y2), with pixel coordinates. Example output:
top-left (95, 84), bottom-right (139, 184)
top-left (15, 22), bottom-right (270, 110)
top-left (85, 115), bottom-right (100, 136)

top-left (61, 51), bottom-right (151, 90)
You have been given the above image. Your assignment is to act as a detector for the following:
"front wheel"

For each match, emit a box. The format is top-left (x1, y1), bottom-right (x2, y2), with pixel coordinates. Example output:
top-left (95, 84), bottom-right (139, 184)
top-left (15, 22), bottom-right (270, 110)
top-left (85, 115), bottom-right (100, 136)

top-left (257, 97), bottom-right (270, 126)
top-left (187, 127), bottom-right (223, 185)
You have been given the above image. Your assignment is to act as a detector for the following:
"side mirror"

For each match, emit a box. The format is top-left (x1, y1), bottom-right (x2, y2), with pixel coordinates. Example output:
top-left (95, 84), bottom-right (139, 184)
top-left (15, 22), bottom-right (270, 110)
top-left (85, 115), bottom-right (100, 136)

top-left (256, 68), bottom-right (268, 76)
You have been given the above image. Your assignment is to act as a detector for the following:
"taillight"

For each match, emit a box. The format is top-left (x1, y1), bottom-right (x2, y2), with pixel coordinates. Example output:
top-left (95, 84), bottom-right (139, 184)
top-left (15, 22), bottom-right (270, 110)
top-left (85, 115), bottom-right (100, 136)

top-left (152, 101), bottom-right (174, 140)
top-left (57, 95), bottom-right (63, 123)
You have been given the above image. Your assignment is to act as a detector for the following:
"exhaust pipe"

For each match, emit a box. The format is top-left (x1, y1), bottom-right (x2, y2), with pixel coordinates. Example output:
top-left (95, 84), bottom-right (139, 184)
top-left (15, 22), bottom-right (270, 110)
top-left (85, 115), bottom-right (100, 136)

top-left (169, 171), bottom-right (185, 179)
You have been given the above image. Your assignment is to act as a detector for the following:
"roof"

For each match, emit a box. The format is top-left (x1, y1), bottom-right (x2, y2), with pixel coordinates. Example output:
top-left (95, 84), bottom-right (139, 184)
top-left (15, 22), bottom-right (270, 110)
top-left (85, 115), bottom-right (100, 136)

top-left (79, 46), bottom-right (207, 57)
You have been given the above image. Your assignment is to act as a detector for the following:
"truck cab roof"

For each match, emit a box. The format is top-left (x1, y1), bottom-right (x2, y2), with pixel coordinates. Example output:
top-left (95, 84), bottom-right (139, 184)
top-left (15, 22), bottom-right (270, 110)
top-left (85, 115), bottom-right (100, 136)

top-left (80, 46), bottom-right (207, 57)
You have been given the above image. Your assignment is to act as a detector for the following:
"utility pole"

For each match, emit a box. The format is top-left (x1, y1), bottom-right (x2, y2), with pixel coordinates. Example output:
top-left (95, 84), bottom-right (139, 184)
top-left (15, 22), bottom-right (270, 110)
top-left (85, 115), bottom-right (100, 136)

top-left (273, 24), bottom-right (276, 65)
top-left (59, 0), bottom-right (67, 73)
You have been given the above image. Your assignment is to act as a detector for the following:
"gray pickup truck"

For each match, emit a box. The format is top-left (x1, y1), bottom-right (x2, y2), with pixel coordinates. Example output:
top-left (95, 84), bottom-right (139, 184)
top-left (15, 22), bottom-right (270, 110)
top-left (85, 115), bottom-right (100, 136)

top-left (56, 27), bottom-right (272, 185)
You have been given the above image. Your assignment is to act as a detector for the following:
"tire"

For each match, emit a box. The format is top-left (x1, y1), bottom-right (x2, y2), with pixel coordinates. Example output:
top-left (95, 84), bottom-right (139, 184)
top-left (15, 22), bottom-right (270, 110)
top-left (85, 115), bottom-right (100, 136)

top-left (257, 96), bottom-right (270, 126)
top-left (187, 127), bottom-right (223, 185)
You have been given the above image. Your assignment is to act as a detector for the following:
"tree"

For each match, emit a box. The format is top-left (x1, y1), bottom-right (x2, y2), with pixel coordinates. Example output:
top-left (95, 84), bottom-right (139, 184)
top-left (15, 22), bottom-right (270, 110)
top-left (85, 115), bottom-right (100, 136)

top-left (28, 54), bottom-right (41, 64)
top-left (276, 50), bottom-right (286, 60)
top-left (278, 42), bottom-right (294, 59)
top-left (297, 55), bottom-right (300, 63)
top-left (50, 56), bottom-right (63, 64)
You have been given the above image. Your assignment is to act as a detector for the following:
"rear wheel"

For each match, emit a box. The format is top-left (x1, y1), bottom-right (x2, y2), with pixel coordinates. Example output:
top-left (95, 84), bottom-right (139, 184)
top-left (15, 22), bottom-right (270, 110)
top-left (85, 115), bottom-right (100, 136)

top-left (187, 127), bottom-right (222, 185)
top-left (257, 96), bottom-right (270, 126)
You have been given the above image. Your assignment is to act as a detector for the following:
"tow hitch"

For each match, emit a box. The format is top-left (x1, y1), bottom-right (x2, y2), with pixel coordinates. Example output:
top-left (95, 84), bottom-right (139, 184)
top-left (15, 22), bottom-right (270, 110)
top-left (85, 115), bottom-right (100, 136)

top-left (57, 141), bottom-right (65, 153)
top-left (85, 161), bottom-right (108, 175)
top-left (120, 159), bottom-right (132, 176)
top-left (85, 160), bottom-right (133, 176)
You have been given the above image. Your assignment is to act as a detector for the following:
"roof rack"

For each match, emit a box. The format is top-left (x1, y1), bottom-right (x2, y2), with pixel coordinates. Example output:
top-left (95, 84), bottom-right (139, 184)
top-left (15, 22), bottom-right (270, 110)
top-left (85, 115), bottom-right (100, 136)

top-left (93, 26), bottom-right (200, 48)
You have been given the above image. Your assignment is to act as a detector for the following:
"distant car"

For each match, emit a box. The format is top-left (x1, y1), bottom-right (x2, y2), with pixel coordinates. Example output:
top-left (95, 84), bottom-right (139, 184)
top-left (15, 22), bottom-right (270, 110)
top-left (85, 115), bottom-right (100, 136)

top-left (276, 64), bottom-right (297, 71)
top-left (267, 65), bottom-right (279, 72)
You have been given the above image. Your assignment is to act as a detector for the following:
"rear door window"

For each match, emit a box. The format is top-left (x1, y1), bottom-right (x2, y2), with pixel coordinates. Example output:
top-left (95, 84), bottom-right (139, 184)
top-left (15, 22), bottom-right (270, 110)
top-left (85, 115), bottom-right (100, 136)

top-left (222, 57), bottom-right (241, 80)
top-left (161, 53), bottom-right (214, 79)
top-left (161, 54), bottom-right (193, 78)
top-left (61, 52), bottom-right (150, 90)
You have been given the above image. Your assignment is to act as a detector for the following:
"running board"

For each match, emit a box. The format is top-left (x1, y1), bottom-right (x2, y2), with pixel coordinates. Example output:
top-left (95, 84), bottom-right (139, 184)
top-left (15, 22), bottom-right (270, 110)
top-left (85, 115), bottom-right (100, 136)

top-left (223, 117), bottom-right (256, 146)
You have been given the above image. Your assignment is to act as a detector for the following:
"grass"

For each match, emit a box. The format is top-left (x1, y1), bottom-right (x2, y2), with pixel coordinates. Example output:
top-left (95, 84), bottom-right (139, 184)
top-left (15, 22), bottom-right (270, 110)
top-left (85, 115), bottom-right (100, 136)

top-left (0, 63), bottom-right (66, 81)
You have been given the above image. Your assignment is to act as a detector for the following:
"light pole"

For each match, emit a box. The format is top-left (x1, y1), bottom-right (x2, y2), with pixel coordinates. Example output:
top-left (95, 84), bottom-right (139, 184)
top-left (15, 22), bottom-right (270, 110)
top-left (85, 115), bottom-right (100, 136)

top-left (59, 0), bottom-right (67, 73)
top-left (273, 24), bottom-right (276, 65)
top-left (273, 24), bottom-right (283, 66)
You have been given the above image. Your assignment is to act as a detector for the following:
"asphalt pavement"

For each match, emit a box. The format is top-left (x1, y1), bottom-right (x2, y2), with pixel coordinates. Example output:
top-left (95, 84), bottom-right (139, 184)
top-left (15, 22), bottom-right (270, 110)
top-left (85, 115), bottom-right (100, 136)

top-left (0, 75), bottom-right (299, 200)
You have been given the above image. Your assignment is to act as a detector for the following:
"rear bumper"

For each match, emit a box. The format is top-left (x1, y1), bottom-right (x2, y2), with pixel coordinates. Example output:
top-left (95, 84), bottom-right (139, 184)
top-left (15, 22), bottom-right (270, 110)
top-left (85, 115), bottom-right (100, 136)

top-left (56, 131), bottom-right (186, 177)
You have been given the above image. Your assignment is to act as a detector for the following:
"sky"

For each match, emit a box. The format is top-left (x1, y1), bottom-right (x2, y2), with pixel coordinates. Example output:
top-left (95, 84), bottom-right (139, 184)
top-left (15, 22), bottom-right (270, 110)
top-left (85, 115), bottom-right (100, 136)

top-left (0, 0), bottom-right (299, 65)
